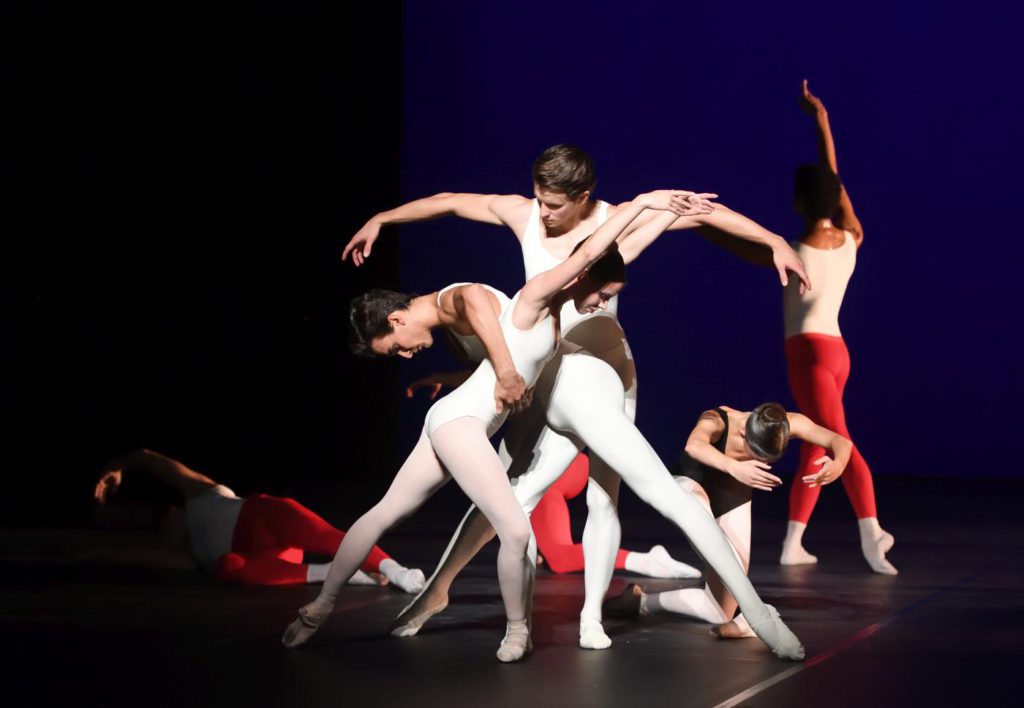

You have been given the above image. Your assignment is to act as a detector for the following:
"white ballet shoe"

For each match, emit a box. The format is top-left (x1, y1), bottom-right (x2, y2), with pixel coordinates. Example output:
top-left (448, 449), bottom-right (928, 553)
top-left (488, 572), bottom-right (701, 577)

top-left (282, 600), bottom-right (333, 648)
top-left (389, 592), bottom-right (449, 637)
top-left (779, 544), bottom-right (818, 566)
top-left (496, 619), bottom-right (532, 663)
top-left (747, 605), bottom-right (805, 661)
top-left (859, 521), bottom-right (898, 575)
top-left (579, 619), bottom-right (612, 650)
top-left (646, 545), bottom-right (702, 579)
top-left (389, 568), bottom-right (426, 594)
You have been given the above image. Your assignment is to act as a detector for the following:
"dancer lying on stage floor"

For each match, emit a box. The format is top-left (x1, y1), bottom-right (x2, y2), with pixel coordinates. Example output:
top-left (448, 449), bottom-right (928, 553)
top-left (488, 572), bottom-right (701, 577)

top-left (612, 403), bottom-right (850, 638)
top-left (282, 189), bottom-right (705, 662)
top-left (94, 449), bottom-right (425, 591)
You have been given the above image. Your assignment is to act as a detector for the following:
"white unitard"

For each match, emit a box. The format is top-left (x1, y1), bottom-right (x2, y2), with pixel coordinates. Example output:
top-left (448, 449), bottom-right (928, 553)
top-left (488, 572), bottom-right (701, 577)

top-left (312, 288), bottom-right (556, 625)
top-left (507, 199), bottom-right (635, 624)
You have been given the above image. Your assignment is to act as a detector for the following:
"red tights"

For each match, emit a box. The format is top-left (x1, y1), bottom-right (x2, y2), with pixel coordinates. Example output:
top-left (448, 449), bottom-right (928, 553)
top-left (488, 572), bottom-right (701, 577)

top-left (786, 333), bottom-right (877, 523)
top-left (216, 494), bottom-right (391, 585)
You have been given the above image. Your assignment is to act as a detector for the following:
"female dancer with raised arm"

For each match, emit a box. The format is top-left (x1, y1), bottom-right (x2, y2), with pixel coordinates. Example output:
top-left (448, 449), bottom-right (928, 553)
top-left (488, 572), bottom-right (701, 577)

top-left (282, 189), bottom-right (696, 662)
top-left (778, 81), bottom-right (896, 574)
top-left (618, 403), bottom-right (850, 638)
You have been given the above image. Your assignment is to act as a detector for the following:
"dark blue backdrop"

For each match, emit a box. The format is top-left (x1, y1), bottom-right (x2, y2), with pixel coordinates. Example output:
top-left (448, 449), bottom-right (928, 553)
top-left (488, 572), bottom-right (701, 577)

top-left (388, 0), bottom-right (1022, 478)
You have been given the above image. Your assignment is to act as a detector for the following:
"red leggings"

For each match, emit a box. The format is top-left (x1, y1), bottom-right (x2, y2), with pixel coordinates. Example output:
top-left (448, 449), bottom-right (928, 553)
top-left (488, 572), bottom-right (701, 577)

top-left (786, 333), bottom-right (877, 523)
top-left (531, 452), bottom-right (630, 573)
top-left (215, 494), bottom-right (391, 585)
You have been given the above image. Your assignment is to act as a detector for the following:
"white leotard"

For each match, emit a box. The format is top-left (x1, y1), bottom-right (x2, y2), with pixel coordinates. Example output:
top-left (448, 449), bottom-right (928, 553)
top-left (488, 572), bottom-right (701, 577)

top-left (436, 283), bottom-right (513, 363)
top-left (184, 484), bottom-right (243, 571)
top-left (783, 231), bottom-right (856, 339)
top-left (521, 200), bottom-right (619, 337)
top-left (425, 291), bottom-right (559, 437)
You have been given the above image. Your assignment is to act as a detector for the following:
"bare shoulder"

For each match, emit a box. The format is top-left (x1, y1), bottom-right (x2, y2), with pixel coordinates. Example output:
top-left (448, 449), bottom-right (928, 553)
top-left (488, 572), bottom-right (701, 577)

top-left (490, 194), bottom-right (533, 238)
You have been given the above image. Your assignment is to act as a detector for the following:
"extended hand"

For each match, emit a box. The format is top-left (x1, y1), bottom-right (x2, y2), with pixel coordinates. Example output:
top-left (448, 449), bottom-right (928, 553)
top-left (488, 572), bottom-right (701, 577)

top-left (494, 371), bottom-right (529, 414)
top-left (727, 459), bottom-right (783, 491)
top-left (94, 469), bottom-right (123, 504)
top-left (799, 79), bottom-right (826, 116)
top-left (341, 220), bottom-right (382, 267)
top-left (773, 240), bottom-right (812, 294)
top-left (802, 455), bottom-right (843, 487)
top-left (644, 189), bottom-right (718, 216)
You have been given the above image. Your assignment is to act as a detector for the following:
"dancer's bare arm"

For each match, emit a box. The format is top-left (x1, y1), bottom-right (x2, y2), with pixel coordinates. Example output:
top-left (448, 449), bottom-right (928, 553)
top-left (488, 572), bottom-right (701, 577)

top-left (343, 193), bottom-right (532, 265)
top-left (684, 410), bottom-right (783, 492)
top-left (788, 412), bottom-right (853, 487)
top-left (94, 449), bottom-right (217, 505)
top-left (445, 284), bottom-right (529, 413)
top-left (801, 80), bottom-right (864, 247)
top-left (515, 190), bottom-right (694, 327)
top-left (619, 200), bottom-right (811, 293)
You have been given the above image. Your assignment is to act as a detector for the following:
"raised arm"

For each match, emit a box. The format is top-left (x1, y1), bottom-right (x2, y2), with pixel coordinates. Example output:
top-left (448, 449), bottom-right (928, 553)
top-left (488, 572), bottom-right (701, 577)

top-left (94, 449), bottom-right (217, 505)
top-left (449, 284), bottom-right (529, 413)
top-left (342, 193), bottom-right (530, 266)
top-left (516, 190), bottom-right (696, 323)
top-left (787, 412), bottom-right (853, 487)
top-left (801, 80), bottom-right (863, 246)
top-left (684, 411), bottom-right (783, 492)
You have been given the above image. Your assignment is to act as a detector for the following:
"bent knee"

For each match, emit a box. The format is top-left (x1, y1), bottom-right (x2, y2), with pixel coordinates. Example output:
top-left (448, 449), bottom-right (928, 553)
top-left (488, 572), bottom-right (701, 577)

top-left (216, 552), bottom-right (247, 580)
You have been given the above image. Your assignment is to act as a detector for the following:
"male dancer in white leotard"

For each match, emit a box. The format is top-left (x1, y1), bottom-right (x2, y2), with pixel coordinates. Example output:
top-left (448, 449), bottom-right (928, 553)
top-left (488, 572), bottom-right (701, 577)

top-left (344, 145), bottom-right (811, 649)
top-left (284, 190), bottom-right (699, 661)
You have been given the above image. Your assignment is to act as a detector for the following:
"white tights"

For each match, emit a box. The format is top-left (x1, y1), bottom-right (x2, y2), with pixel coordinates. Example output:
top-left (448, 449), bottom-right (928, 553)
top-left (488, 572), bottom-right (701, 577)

top-left (313, 420), bottom-right (534, 622)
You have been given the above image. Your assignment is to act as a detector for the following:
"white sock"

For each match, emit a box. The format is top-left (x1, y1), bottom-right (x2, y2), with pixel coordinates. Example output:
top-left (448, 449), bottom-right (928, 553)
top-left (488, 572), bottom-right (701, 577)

top-left (643, 585), bottom-right (728, 624)
top-left (306, 563), bottom-right (331, 584)
top-left (379, 558), bottom-right (427, 593)
top-left (579, 619), bottom-right (612, 650)
top-left (624, 545), bottom-right (702, 579)
top-left (780, 520), bottom-right (818, 565)
top-left (858, 517), bottom-right (898, 575)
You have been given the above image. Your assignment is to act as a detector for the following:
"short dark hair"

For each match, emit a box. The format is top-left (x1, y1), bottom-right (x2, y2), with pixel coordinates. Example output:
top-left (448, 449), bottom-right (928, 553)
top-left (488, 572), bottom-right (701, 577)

top-left (348, 289), bottom-right (416, 357)
top-left (746, 402), bottom-right (790, 462)
top-left (570, 238), bottom-right (627, 285)
top-left (532, 144), bottom-right (596, 199)
top-left (794, 163), bottom-right (841, 220)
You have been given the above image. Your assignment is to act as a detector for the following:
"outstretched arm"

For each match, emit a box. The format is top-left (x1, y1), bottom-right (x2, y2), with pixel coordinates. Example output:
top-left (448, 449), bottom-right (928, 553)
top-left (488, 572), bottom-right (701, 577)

top-left (801, 80), bottom-right (863, 246)
top-left (342, 193), bottom-right (529, 266)
top-left (684, 410), bottom-right (783, 492)
top-left (787, 412), bottom-right (853, 487)
top-left (94, 449), bottom-right (217, 505)
top-left (620, 199), bottom-right (811, 293)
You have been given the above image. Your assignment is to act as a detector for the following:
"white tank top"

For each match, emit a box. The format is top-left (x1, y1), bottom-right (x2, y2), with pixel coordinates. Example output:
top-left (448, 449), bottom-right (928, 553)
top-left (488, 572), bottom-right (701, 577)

top-left (435, 283), bottom-right (513, 363)
top-left (521, 199), bottom-right (619, 335)
top-left (184, 484), bottom-right (243, 571)
top-left (425, 290), bottom-right (559, 437)
top-left (783, 231), bottom-right (856, 338)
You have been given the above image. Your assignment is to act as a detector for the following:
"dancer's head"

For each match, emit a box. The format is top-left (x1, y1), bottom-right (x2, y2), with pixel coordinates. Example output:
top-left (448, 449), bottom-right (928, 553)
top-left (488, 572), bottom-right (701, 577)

top-left (349, 289), bottom-right (434, 358)
top-left (565, 238), bottom-right (627, 314)
top-left (793, 163), bottom-right (841, 220)
top-left (532, 144), bottom-right (596, 229)
top-left (743, 402), bottom-right (791, 462)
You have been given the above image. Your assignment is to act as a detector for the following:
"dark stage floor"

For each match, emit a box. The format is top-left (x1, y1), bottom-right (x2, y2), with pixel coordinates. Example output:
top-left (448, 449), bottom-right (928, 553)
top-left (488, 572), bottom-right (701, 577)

top-left (2, 477), bottom-right (1022, 707)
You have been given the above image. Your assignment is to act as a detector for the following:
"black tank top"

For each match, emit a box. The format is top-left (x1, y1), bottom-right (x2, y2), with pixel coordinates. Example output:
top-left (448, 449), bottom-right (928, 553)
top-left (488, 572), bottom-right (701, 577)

top-left (672, 408), bottom-right (753, 518)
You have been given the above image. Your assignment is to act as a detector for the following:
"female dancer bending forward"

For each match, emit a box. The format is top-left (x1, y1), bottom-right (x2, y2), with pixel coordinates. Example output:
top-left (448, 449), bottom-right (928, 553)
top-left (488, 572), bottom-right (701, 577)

top-left (282, 189), bottom-right (696, 661)
top-left (620, 403), bottom-right (850, 637)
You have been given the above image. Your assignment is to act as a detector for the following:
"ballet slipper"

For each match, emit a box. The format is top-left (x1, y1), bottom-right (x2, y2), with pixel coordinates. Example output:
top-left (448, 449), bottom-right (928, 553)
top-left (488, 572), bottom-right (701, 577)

top-left (747, 605), bottom-right (804, 661)
top-left (496, 619), bottom-right (532, 663)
